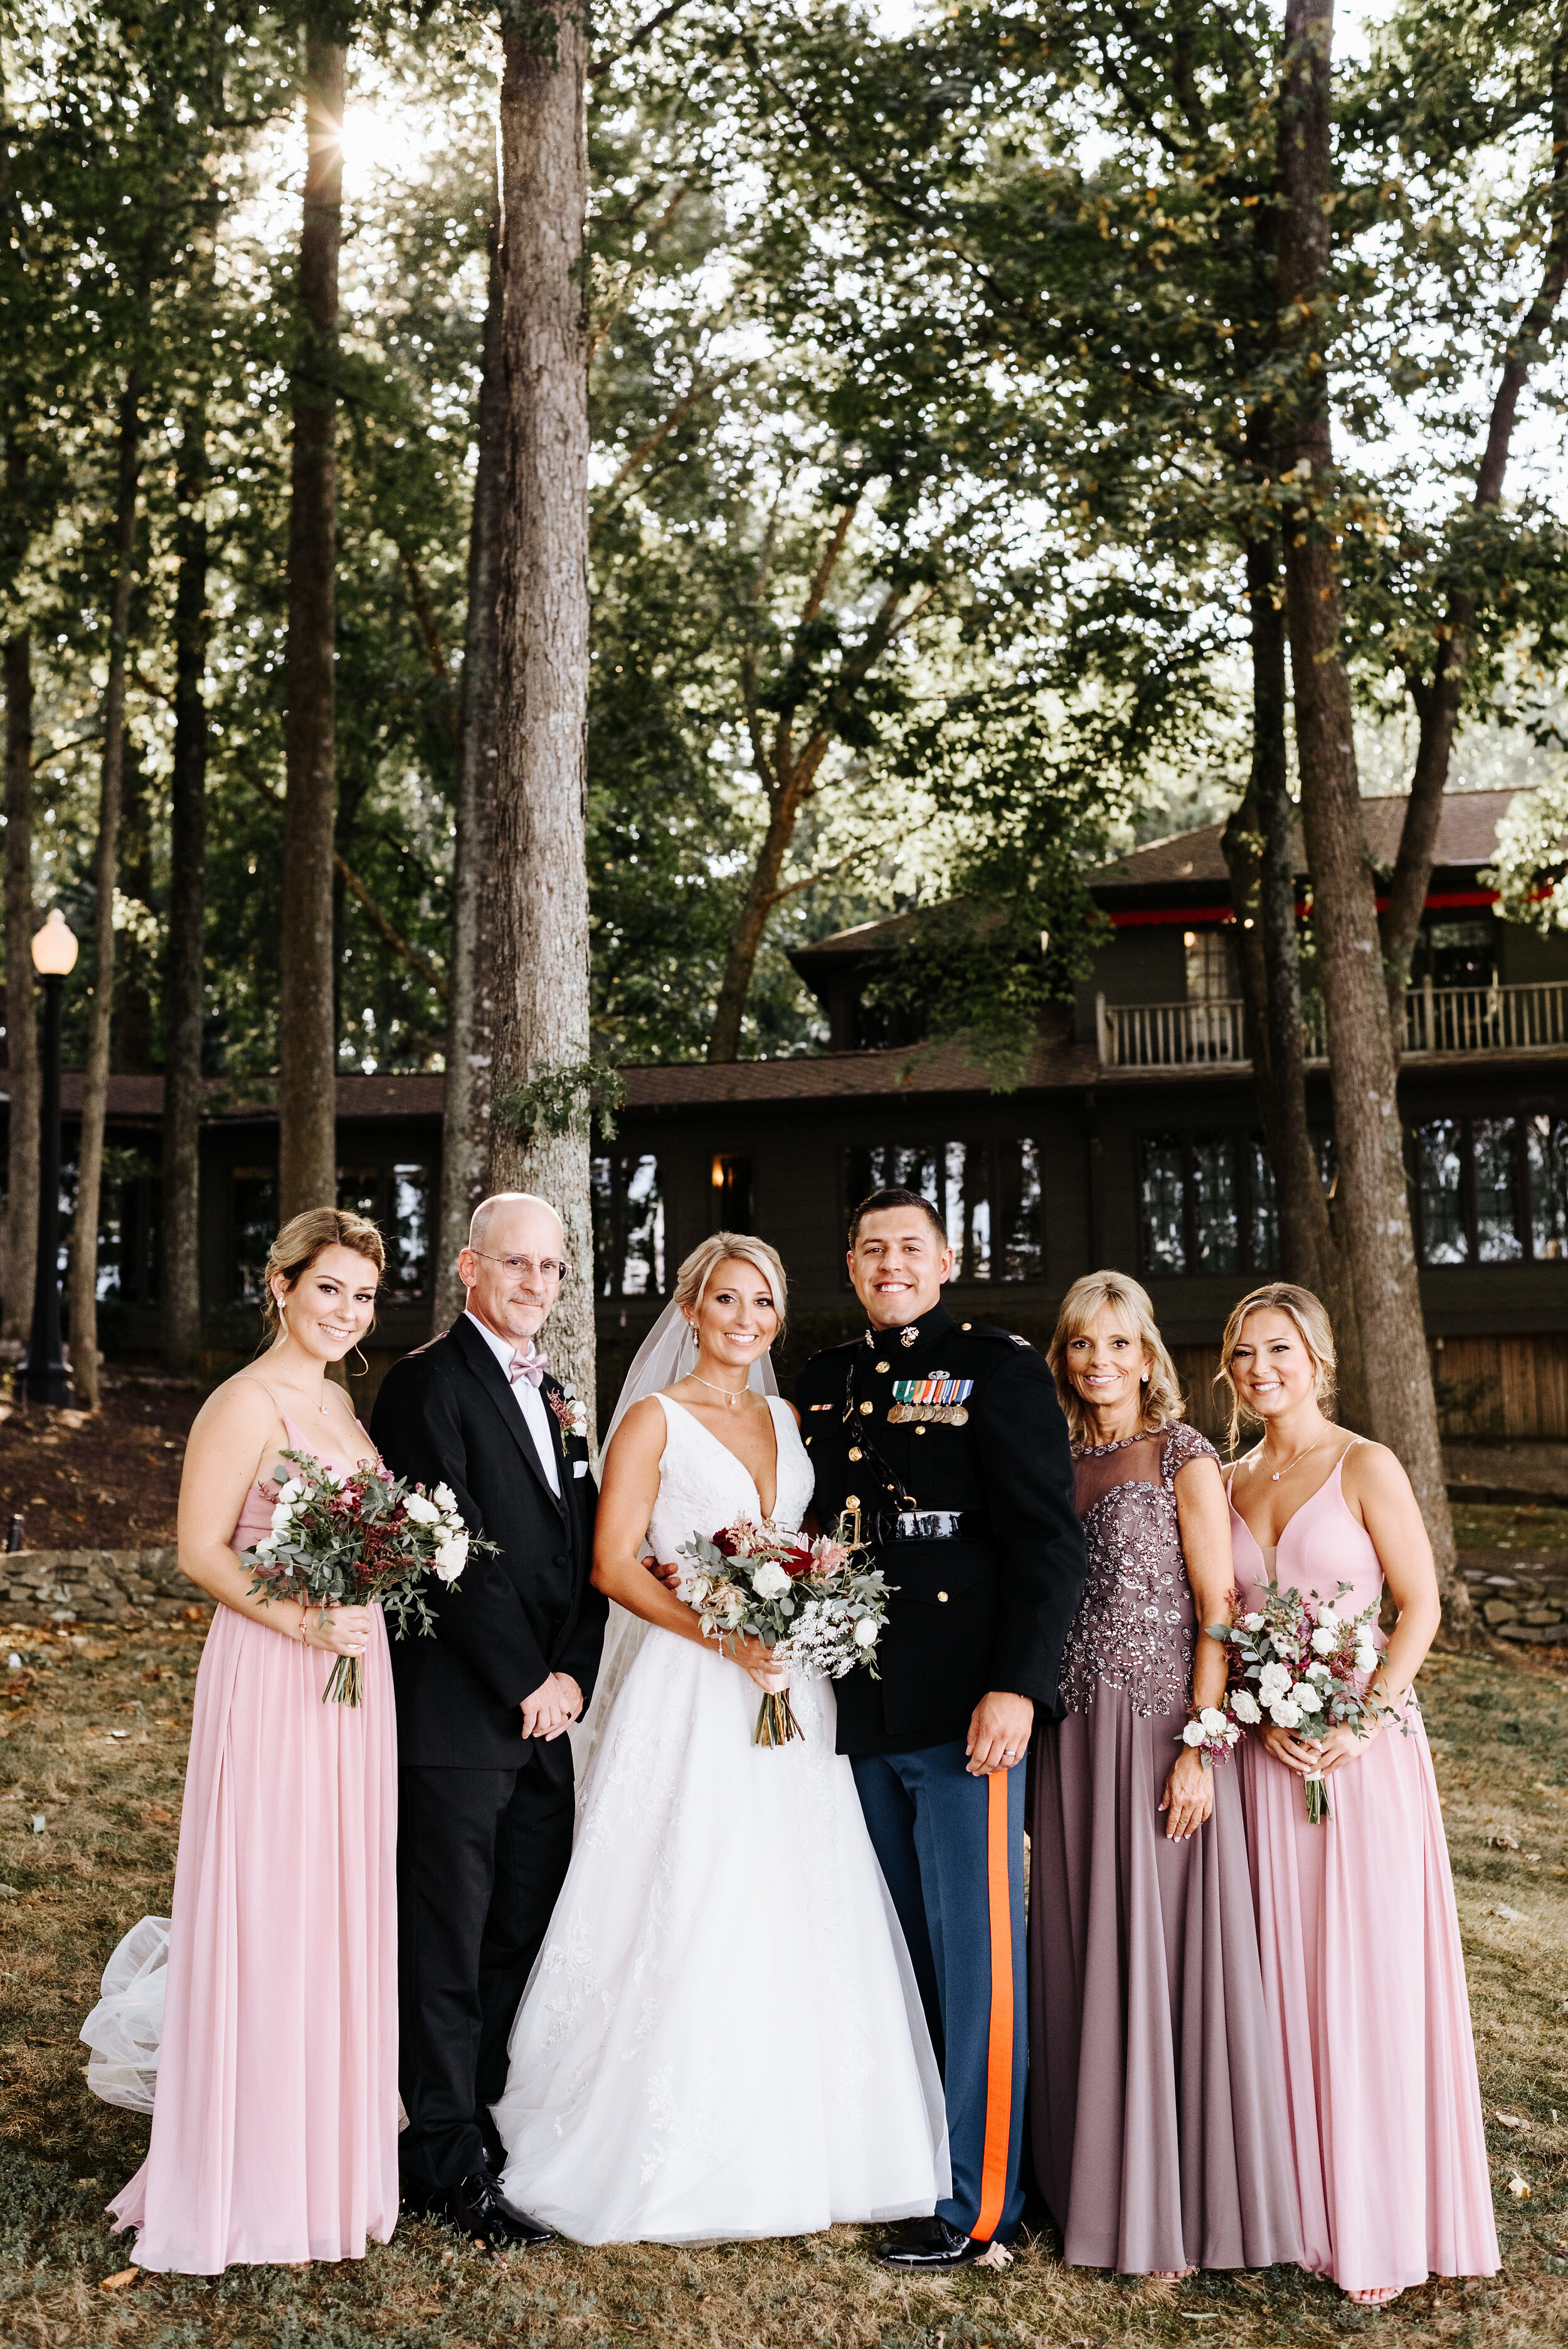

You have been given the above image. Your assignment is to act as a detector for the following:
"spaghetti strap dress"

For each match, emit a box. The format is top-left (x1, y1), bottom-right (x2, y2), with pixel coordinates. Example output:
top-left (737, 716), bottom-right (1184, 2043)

top-left (1030, 1424), bottom-right (1302, 2274)
top-left (1232, 1448), bottom-right (1499, 2297)
top-left (107, 1412), bottom-right (400, 2272)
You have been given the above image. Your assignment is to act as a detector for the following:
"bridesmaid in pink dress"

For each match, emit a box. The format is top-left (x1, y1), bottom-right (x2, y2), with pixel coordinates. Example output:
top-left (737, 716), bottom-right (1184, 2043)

top-left (109, 1208), bottom-right (400, 2272)
top-left (1219, 1282), bottom-right (1498, 2309)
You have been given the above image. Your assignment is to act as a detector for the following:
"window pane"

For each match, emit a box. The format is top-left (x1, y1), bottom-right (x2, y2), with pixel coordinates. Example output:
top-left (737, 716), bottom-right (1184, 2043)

top-left (1140, 1137), bottom-right (1186, 1275)
top-left (943, 1142), bottom-right (991, 1281)
top-left (1416, 1120), bottom-right (1467, 1264)
top-left (849, 1143), bottom-right (943, 1214)
top-left (621, 1155), bottom-right (665, 1296)
top-left (997, 1139), bottom-right (1043, 1281)
top-left (1192, 1136), bottom-right (1239, 1273)
top-left (1249, 1139), bottom-right (1279, 1273)
top-left (234, 1168), bottom-right (277, 1303)
top-left (337, 1166), bottom-right (380, 1223)
top-left (710, 1155), bottom-right (753, 1231)
top-left (1473, 1120), bottom-right (1520, 1263)
top-left (1528, 1116), bottom-right (1568, 1260)
top-left (590, 1155), bottom-right (618, 1296)
top-left (388, 1165), bottom-right (432, 1299)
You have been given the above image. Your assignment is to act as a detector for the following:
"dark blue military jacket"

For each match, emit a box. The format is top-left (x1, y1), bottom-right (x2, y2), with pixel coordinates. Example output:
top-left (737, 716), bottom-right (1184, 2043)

top-left (797, 1300), bottom-right (1085, 1758)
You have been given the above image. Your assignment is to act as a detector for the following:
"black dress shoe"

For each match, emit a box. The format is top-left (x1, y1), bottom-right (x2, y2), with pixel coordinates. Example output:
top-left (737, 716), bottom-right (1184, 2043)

top-left (400, 2173), bottom-right (447, 2220)
top-left (446, 2169), bottom-right (556, 2251)
top-left (877, 2215), bottom-right (1005, 2269)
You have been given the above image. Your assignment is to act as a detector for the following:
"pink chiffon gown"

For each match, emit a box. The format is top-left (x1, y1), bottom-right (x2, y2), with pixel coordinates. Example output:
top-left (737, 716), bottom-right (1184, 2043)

top-left (109, 1418), bottom-right (400, 2272)
top-left (1231, 1446), bottom-right (1499, 2298)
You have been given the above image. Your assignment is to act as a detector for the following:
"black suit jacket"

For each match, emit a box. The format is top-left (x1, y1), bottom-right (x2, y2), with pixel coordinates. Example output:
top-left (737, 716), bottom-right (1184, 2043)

top-left (369, 1315), bottom-right (606, 1773)
top-left (797, 1302), bottom-right (1085, 1757)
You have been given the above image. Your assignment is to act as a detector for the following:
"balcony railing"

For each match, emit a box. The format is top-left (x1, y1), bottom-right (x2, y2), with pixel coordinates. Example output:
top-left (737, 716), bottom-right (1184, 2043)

top-left (1096, 980), bottom-right (1568, 1070)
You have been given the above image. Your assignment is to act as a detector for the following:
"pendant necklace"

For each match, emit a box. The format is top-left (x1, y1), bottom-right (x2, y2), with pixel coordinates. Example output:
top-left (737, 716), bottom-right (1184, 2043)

top-left (689, 1373), bottom-right (745, 1410)
top-left (1264, 1438), bottom-right (1321, 1483)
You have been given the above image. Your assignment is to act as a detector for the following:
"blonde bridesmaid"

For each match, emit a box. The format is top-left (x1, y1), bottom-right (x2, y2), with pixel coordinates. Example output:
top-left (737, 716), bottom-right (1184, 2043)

top-left (1222, 1282), bottom-right (1498, 2308)
top-left (108, 1209), bottom-right (399, 2272)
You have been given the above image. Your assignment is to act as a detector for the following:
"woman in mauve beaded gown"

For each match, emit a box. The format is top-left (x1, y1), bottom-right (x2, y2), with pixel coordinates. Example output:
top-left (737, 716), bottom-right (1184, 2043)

top-left (1029, 1273), bottom-right (1302, 2280)
top-left (1221, 1283), bottom-right (1498, 2310)
top-left (107, 1209), bottom-right (400, 2274)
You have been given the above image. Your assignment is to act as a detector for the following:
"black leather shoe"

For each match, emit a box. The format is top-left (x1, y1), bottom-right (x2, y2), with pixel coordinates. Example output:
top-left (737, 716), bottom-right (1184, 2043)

top-left (877, 2215), bottom-right (1005, 2269)
top-left (399, 2173), bottom-right (446, 2220)
top-left (446, 2169), bottom-right (556, 2251)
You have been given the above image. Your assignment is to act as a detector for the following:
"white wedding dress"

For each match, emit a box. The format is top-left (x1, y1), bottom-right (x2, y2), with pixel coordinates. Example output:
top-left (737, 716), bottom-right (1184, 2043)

top-left (492, 1392), bottom-right (950, 2244)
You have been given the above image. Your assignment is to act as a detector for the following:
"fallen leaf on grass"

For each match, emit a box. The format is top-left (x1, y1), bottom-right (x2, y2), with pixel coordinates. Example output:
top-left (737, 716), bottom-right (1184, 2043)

top-left (1508, 2175), bottom-right (1531, 2199)
top-left (1488, 1903), bottom-right (1525, 1921)
top-left (98, 2267), bottom-right (138, 2291)
top-left (1495, 2113), bottom-right (1534, 2131)
top-left (1489, 1829), bottom-right (1521, 1850)
top-left (142, 1805), bottom-right (173, 1825)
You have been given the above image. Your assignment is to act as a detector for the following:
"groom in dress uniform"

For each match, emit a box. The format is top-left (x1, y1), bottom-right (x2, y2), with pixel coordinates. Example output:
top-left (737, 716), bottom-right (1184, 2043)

top-left (371, 1192), bottom-right (607, 2249)
top-left (797, 1186), bottom-right (1084, 2268)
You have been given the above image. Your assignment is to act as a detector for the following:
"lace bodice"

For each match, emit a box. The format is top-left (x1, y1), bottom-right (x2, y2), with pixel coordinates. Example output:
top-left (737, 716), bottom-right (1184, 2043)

top-left (646, 1394), bottom-right (816, 1564)
top-left (1057, 1421), bottom-right (1218, 1720)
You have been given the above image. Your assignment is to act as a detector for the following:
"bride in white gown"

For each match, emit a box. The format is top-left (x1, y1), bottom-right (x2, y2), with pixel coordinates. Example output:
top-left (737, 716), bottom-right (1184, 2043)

top-left (491, 1233), bottom-right (949, 2245)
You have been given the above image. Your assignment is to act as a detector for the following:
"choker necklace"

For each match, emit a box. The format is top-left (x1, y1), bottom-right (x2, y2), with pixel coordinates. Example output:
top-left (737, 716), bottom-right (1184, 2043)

top-left (689, 1372), bottom-right (747, 1410)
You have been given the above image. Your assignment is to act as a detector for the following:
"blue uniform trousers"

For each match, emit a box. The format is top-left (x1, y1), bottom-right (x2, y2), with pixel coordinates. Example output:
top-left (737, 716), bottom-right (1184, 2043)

top-left (852, 1739), bottom-right (1027, 2244)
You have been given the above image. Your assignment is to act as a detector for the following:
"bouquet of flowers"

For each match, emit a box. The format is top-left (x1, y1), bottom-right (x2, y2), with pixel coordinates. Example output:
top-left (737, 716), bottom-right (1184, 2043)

top-left (238, 1448), bottom-right (492, 1705)
top-left (674, 1519), bottom-right (892, 1748)
top-left (1209, 1575), bottom-right (1393, 1823)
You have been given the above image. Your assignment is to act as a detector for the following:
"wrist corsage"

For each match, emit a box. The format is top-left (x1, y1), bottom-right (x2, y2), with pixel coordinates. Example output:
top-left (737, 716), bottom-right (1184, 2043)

top-left (1178, 1701), bottom-right (1245, 1771)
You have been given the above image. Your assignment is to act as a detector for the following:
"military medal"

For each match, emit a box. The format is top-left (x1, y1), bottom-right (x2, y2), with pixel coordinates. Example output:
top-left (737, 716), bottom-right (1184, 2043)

top-left (887, 1373), bottom-right (973, 1427)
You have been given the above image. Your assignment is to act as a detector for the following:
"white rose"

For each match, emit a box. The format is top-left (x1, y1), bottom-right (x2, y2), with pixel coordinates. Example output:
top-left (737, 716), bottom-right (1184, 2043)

top-left (1258, 1662), bottom-right (1290, 1704)
top-left (433, 1483), bottom-right (457, 1514)
top-left (1355, 1644), bottom-right (1378, 1672)
top-left (270, 1502), bottom-right (294, 1534)
top-left (751, 1560), bottom-right (790, 1600)
top-left (686, 1574), bottom-right (712, 1606)
top-left (1182, 1719), bottom-right (1207, 1747)
top-left (255, 1534), bottom-right (277, 1557)
top-left (1241, 1612), bottom-right (1266, 1633)
top-left (1291, 1681), bottom-right (1323, 1713)
top-left (1269, 1698), bottom-right (1303, 1729)
top-left (1315, 1601), bottom-right (1339, 1628)
top-left (1310, 1624), bottom-right (1338, 1656)
top-left (1307, 1662), bottom-right (1332, 1683)
top-left (433, 1534), bottom-right (469, 1581)
top-left (277, 1478), bottom-right (304, 1505)
top-left (1198, 1707), bottom-right (1227, 1737)
top-left (404, 1493), bottom-right (441, 1526)
top-left (854, 1617), bottom-right (879, 1648)
top-left (1230, 1689), bottom-right (1261, 1725)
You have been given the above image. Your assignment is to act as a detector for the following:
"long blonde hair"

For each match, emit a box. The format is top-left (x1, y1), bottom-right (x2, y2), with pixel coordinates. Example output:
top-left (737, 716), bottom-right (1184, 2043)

top-left (262, 1207), bottom-right (384, 1340)
top-left (673, 1231), bottom-right (788, 1340)
top-left (1047, 1269), bottom-right (1184, 1444)
top-left (1214, 1281), bottom-right (1338, 1453)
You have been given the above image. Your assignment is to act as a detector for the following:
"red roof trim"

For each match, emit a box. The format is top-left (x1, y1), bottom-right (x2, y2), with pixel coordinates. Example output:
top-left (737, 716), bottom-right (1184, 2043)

top-left (1110, 888), bottom-right (1501, 930)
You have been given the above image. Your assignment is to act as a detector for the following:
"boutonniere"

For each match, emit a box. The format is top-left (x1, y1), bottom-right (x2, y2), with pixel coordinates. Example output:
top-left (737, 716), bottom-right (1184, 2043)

top-left (547, 1381), bottom-right (590, 1442)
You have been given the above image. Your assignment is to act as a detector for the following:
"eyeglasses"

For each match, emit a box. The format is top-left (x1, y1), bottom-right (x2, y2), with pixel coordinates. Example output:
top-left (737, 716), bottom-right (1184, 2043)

top-left (470, 1251), bottom-right (569, 1283)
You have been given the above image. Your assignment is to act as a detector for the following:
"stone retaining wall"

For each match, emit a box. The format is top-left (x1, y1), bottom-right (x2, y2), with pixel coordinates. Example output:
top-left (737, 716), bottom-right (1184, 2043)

top-left (0, 1546), bottom-right (212, 1628)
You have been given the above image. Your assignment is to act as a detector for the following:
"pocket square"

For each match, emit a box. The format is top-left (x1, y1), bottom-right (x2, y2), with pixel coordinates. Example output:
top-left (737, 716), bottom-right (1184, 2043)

top-left (573, 1460), bottom-right (589, 1478)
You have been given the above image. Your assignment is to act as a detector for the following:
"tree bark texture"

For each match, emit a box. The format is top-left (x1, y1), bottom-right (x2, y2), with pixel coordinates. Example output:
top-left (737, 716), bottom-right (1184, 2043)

top-left (1277, 0), bottom-right (1462, 1615)
top-left (1380, 33), bottom-right (1568, 1001)
top-left (491, 3), bottom-right (595, 1411)
top-left (162, 411), bottom-right (208, 1373)
top-left (279, 29), bottom-right (344, 1223)
top-left (112, 738), bottom-right (153, 1071)
top-left (68, 370), bottom-right (141, 1413)
top-left (3, 622), bottom-right (38, 1346)
top-left (433, 205), bottom-right (504, 1335)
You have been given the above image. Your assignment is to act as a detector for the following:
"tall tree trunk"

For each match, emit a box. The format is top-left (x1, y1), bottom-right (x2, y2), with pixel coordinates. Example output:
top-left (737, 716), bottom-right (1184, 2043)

top-left (1276, 0), bottom-right (1463, 1618)
top-left (3, 616), bottom-right (38, 1347)
top-left (706, 779), bottom-right (813, 1063)
top-left (162, 408), bottom-right (208, 1373)
top-left (279, 28), bottom-right (344, 1222)
top-left (112, 736), bottom-right (152, 1071)
top-left (433, 203), bottom-right (504, 1335)
top-left (490, 1), bottom-right (594, 1415)
top-left (68, 369), bottom-right (142, 1413)
top-left (1380, 33), bottom-right (1568, 1002)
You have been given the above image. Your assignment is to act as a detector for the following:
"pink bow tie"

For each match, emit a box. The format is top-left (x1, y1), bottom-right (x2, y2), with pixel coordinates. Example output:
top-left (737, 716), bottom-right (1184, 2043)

top-left (508, 1348), bottom-right (549, 1388)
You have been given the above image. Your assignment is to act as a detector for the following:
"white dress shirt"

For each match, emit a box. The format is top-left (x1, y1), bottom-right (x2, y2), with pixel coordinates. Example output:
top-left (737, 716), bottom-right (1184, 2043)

top-left (465, 1312), bottom-right (561, 1497)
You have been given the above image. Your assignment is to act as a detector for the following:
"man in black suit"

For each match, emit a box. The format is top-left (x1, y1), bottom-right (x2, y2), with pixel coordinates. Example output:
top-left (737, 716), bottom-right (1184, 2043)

top-left (370, 1190), bottom-right (607, 2249)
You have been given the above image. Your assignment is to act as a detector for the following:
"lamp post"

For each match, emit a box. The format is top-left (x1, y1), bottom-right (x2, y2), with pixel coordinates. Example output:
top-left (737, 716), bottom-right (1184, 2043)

top-left (21, 909), bottom-right (77, 1408)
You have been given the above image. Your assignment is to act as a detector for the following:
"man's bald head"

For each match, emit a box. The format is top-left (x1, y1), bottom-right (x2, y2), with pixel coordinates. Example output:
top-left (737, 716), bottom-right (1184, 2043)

top-left (458, 1193), bottom-right (569, 1344)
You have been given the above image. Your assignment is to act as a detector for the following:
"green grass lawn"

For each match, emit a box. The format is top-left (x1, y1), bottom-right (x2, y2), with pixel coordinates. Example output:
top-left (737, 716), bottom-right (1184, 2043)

top-left (0, 1622), bottom-right (1564, 2346)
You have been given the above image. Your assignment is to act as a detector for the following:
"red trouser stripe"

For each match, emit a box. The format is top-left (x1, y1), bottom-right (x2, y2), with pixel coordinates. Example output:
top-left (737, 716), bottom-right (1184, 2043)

top-left (972, 1768), bottom-right (1014, 2242)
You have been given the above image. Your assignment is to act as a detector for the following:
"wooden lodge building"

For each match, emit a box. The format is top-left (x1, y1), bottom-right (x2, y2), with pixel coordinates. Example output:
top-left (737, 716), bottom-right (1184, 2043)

top-left (16, 788), bottom-right (1568, 1440)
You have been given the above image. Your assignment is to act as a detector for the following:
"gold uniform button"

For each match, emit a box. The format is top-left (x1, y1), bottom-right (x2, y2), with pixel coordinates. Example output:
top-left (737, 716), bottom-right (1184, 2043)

top-left (845, 1493), bottom-right (861, 1507)
top-left (876, 1360), bottom-right (890, 1373)
top-left (937, 1589), bottom-right (949, 1603)
top-left (848, 1446), bottom-right (862, 1461)
top-left (914, 1426), bottom-right (925, 1436)
top-left (860, 1401), bottom-right (874, 1416)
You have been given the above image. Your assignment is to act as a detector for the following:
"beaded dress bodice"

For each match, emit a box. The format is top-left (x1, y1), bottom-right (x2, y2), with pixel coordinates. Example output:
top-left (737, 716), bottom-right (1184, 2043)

top-left (1057, 1421), bottom-right (1217, 1719)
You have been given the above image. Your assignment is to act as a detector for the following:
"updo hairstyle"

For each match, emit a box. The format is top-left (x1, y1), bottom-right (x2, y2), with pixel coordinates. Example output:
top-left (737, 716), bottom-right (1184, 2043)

top-left (1214, 1280), bottom-right (1337, 1453)
top-left (1047, 1269), bottom-right (1185, 1443)
top-left (673, 1232), bottom-right (788, 1342)
top-left (262, 1207), bottom-right (386, 1340)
